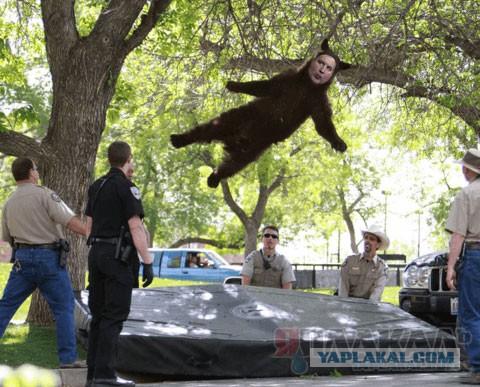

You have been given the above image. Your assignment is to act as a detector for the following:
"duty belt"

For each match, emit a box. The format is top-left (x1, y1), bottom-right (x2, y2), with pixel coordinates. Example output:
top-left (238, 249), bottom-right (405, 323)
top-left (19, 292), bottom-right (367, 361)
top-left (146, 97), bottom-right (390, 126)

top-left (466, 242), bottom-right (480, 250)
top-left (89, 237), bottom-right (120, 245)
top-left (17, 243), bottom-right (59, 250)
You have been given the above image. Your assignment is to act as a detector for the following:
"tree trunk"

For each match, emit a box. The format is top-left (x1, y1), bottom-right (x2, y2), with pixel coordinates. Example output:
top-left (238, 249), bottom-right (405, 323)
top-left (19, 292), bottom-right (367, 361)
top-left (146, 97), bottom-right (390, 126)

top-left (220, 176), bottom-right (284, 258)
top-left (244, 220), bottom-right (261, 257)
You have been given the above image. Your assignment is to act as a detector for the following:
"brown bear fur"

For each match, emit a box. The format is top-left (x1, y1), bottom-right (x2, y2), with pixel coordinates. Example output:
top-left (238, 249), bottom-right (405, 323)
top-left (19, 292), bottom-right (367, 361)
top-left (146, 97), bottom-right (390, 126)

top-left (171, 39), bottom-right (351, 188)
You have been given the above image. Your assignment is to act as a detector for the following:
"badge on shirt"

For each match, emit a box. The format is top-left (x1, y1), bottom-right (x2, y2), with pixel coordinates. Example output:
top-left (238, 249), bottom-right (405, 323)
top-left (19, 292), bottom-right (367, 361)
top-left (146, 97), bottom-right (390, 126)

top-left (130, 187), bottom-right (142, 200)
top-left (51, 193), bottom-right (61, 202)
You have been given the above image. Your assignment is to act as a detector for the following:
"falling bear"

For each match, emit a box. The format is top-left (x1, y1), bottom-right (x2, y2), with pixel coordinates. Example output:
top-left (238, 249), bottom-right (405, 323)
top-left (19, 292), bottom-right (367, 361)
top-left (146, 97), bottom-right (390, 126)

top-left (171, 39), bottom-right (351, 188)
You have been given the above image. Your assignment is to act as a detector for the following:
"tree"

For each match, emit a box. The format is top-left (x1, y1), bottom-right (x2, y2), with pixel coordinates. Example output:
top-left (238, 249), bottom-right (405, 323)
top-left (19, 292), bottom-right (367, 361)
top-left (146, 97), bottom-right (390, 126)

top-left (194, 0), bottom-right (480, 255)
top-left (0, 0), bottom-right (172, 324)
top-left (194, 0), bottom-right (478, 156)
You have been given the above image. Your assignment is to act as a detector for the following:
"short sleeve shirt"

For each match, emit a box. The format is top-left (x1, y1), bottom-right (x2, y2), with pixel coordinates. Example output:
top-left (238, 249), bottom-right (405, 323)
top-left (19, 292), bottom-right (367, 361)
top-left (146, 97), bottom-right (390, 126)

top-left (338, 254), bottom-right (388, 302)
top-left (85, 167), bottom-right (144, 237)
top-left (241, 250), bottom-right (296, 285)
top-left (445, 178), bottom-right (480, 242)
top-left (1, 183), bottom-right (75, 244)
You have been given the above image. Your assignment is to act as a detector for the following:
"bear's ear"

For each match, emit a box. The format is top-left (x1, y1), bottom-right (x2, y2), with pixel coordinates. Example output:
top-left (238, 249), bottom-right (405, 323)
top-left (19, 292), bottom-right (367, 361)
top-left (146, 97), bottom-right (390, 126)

top-left (320, 39), bottom-right (330, 51)
top-left (338, 61), bottom-right (351, 71)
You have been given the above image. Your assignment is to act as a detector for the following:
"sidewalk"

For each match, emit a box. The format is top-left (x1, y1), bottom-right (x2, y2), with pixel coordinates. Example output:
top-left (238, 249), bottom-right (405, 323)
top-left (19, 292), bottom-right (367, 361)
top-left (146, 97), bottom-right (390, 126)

top-left (57, 369), bottom-right (469, 387)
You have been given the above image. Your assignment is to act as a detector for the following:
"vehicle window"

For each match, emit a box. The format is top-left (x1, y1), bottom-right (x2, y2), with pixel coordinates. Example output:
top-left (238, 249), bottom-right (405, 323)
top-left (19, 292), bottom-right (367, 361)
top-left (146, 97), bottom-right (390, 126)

top-left (207, 250), bottom-right (229, 266)
top-left (197, 252), bottom-right (210, 268)
top-left (205, 259), bottom-right (215, 268)
top-left (186, 252), bottom-right (200, 268)
top-left (165, 251), bottom-right (182, 268)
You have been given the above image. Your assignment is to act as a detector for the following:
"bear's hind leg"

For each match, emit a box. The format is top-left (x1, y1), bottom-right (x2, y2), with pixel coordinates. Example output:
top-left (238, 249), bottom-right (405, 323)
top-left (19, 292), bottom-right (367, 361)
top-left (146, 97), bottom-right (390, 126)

top-left (171, 118), bottom-right (227, 149)
top-left (207, 147), bottom-right (265, 188)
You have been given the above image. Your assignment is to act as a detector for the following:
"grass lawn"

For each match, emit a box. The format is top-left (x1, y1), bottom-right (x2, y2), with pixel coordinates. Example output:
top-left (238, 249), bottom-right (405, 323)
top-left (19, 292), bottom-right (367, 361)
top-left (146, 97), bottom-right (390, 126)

top-left (0, 262), bottom-right (401, 369)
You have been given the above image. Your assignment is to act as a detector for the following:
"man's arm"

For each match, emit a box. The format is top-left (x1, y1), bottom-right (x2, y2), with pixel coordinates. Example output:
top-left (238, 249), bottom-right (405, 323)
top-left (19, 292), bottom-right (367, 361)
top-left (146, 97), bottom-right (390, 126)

top-left (66, 216), bottom-right (87, 237)
top-left (241, 275), bottom-right (251, 286)
top-left (240, 252), bottom-right (255, 286)
top-left (86, 216), bottom-right (92, 237)
top-left (369, 267), bottom-right (388, 302)
top-left (128, 215), bottom-right (152, 264)
top-left (338, 259), bottom-right (350, 297)
top-left (281, 260), bottom-right (295, 290)
top-left (1, 213), bottom-right (12, 245)
top-left (446, 232), bottom-right (464, 290)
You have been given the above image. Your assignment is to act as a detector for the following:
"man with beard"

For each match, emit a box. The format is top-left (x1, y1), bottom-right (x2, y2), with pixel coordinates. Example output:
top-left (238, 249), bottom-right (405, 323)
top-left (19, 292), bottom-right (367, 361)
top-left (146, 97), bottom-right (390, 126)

top-left (338, 225), bottom-right (389, 302)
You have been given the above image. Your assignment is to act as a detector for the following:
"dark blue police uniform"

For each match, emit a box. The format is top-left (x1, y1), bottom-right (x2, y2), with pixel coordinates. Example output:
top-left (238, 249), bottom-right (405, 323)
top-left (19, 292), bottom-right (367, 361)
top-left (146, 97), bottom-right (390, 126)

top-left (85, 167), bottom-right (144, 381)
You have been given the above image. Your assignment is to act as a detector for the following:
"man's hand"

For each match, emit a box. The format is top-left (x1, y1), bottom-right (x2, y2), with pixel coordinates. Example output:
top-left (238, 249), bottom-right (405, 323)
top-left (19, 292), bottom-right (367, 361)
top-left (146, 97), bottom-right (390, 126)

top-left (446, 264), bottom-right (457, 291)
top-left (142, 263), bottom-right (154, 288)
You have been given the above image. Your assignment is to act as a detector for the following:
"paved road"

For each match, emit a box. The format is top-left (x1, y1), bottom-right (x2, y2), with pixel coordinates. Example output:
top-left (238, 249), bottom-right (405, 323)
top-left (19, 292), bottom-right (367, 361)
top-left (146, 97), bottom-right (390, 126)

top-left (59, 370), bottom-right (470, 386)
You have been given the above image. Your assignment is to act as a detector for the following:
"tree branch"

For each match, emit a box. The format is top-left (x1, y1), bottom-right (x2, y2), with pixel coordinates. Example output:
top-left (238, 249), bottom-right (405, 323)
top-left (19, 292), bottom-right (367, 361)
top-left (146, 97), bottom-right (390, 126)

top-left (220, 179), bottom-right (249, 225)
top-left (40, 0), bottom-right (78, 77)
top-left (125, 0), bottom-right (173, 53)
top-left (0, 130), bottom-right (48, 161)
top-left (169, 237), bottom-right (240, 250)
top-left (90, 0), bottom-right (146, 45)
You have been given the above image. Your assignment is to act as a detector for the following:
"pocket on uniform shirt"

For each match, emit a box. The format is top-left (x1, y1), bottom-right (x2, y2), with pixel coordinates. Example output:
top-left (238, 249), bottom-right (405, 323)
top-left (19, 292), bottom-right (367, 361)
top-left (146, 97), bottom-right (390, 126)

top-left (366, 269), bottom-right (381, 280)
top-left (348, 269), bottom-right (361, 285)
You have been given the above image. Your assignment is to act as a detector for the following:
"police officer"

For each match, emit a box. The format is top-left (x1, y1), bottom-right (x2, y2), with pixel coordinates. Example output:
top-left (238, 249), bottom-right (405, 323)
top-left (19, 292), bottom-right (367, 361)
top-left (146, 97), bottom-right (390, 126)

top-left (241, 225), bottom-right (296, 289)
top-left (445, 149), bottom-right (480, 384)
top-left (338, 225), bottom-right (389, 302)
top-left (0, 157), bottom-right (87, 368)
top-left (85, 141), bottom-right (153, 387)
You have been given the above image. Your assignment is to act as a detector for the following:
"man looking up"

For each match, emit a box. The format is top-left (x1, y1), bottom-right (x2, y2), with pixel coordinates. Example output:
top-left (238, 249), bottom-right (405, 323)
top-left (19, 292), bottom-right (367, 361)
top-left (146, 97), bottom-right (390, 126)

top-left (0, 157), bottom-right (86, 368)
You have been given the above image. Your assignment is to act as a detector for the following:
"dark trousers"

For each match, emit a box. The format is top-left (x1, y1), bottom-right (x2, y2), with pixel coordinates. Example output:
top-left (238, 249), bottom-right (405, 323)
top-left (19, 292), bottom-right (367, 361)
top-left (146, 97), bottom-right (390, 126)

top-left (87, 243), bottom-right (133, 380)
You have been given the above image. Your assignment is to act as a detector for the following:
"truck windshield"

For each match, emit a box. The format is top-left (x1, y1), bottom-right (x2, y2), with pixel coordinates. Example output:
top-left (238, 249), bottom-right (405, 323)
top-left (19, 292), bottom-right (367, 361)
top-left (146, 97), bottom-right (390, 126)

top-left (208, 250), bottom-right (230, 266)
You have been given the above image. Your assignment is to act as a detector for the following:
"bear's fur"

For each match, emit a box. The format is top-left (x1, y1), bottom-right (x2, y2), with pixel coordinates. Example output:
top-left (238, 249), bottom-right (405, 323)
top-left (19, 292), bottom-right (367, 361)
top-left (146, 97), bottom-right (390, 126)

top-left (171, 39), bottom-right (351, 188)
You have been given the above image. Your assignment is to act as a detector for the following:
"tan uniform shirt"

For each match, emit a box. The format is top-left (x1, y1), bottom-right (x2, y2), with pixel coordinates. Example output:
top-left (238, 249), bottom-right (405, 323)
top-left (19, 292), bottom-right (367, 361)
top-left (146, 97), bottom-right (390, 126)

top-left (338, 253), bottom-right (388, 302)
top-left (241, 250), bottom-right (296, 288)
top-left (1, 183), bottom-right (75, 244)
top-left (445, 178), bottom-right (480, 241)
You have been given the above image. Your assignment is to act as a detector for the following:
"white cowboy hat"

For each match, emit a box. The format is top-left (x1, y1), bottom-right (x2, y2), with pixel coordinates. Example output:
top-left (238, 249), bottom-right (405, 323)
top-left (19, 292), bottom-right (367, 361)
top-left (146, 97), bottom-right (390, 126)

top-left (361, 225), bottom-right (390, 251)
top-left (455, 148), bottom-right (480, 174)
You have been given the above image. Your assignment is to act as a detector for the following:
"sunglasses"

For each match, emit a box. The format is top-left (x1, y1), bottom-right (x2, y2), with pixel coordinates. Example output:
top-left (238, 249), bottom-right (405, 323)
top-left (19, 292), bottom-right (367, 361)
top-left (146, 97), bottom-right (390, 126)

top-left (263, 233), bottom-right (279, 239)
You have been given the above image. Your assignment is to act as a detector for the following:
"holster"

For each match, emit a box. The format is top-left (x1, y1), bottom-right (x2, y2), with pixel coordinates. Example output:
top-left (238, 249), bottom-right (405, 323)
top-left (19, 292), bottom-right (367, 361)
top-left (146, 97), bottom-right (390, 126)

top-left (10, 243), bottom-right (18, 263)
top-left (455, 242), bottom-right (467, 275)
top-left (58, 239), bottom-right (70, 268)
top-left (114, 226), bottom-right (133, 264)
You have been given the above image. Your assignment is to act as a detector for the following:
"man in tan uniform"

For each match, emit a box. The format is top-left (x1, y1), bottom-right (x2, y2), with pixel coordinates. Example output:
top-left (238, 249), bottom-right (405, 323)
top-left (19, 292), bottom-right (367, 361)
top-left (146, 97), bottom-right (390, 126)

top-left (338, 225), bottom-right (389, 302)
top-left (0, 157), bottom-right (86, 368)
top-left (241, 225), bottom-right (296, 289)
top-left (445, 149), bottom-right (480, 384)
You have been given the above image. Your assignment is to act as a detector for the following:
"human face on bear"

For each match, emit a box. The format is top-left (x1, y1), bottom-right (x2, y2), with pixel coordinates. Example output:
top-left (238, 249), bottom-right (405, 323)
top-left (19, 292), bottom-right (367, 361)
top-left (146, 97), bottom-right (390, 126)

top-left (308, 54), bottom-right (336, 85)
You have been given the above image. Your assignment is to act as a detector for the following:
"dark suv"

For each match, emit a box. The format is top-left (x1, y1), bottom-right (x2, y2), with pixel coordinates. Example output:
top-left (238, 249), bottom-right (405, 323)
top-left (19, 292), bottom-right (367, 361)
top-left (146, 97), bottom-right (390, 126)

top-left (398, 250), bottom-right (458, 328)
